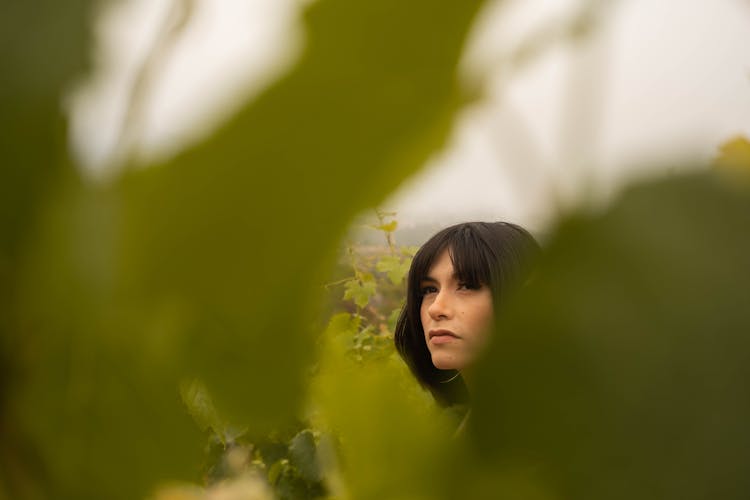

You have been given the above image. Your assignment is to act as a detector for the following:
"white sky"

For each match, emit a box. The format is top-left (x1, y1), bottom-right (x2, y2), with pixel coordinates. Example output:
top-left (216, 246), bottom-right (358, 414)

top-left (70, 0), bottom-right (750, 232)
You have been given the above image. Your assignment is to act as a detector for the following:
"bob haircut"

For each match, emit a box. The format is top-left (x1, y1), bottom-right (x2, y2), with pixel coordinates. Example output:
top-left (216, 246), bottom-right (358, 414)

top-left (394, 221), bottom-right (540, 407)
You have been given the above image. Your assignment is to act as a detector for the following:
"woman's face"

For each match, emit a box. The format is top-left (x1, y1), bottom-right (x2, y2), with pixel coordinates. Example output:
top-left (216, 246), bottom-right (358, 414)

top-left (419, 249), bottom-right (494, 371)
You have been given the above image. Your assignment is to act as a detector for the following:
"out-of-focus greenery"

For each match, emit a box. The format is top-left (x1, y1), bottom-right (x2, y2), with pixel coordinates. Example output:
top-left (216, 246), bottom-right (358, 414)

top-left (470, 169), bottom-right (750, 500)
top-left (3, 0), bottom-right (750, 499)
top-left (714, 136), bottom-right (750, 186)
top-left (1, 0), bottom-right (483, 498)
top-left (175, 220), bottom-right (431, 500)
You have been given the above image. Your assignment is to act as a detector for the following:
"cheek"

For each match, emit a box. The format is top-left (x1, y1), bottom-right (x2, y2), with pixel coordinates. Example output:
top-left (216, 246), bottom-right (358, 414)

top-left (471, 298), bottom-right (494, 337)
top-left (481, 303), bottom-right (494, 329)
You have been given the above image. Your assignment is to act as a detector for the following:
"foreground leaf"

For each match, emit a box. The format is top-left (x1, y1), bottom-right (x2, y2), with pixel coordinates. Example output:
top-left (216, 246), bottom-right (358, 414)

top-left (470, 171), bottom-right (750, 500)
top-left (2, 0), bottom-right (486, 497)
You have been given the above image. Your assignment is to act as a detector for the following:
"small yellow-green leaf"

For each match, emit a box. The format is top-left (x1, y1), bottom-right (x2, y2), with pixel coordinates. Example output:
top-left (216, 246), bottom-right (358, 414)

top-left (402, 246), bottom-right (420, 257)
top-left (714, 136), bottom-right (750, 186)
top-left (343, 279), bottom-right (377, 309)
top-left (376, 221), bottom-right (398, 233)
top-left (376, 255), bottom-right (410, 285)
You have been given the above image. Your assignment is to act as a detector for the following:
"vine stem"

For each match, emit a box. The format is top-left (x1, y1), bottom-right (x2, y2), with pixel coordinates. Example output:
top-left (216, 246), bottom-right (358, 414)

top-left (323, 277), bottom-right (355, 289)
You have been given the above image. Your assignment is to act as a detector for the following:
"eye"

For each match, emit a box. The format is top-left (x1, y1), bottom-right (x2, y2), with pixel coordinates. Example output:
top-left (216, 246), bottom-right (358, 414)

top-left (458, 282), bottom-right (481, 291)
top-left (420, 285), bottom-right (438, 296)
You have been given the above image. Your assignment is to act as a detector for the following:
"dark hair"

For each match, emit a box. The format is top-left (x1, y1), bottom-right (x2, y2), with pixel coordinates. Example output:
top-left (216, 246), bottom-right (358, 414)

top-left (394, 221), bottom-right (540, 407)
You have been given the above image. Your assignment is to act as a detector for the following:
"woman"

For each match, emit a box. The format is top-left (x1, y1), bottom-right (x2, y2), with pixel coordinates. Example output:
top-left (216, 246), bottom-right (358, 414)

top-left (394, 221), bottom-right (539, 407)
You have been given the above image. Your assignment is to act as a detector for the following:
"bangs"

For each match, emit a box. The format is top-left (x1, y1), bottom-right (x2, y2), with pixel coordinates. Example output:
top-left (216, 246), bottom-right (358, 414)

top-left (447, 233), bottom-right (494, 288)
top-left (409, 224), bottom-right (497, 295)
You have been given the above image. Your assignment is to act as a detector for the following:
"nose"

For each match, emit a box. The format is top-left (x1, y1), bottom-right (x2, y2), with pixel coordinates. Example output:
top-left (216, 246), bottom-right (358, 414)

top-left (427, 289), bottom-right (453, 320)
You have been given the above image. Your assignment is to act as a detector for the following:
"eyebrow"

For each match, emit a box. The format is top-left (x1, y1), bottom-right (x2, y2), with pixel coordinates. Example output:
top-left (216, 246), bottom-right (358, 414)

top-left (420, 273), bottom-right (459, 284)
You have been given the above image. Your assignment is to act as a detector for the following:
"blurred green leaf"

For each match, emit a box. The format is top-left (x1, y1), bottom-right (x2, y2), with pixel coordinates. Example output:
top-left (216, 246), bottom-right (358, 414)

top-left (401, 245), bottom-right (420, 257)
top-left (387, 307), bottom-right (402, 333)
top-left (311, 314), bottom-right (460, 500)
top-left (715, 136), bottom-right (750, 169)
top-left (111, 0), bottom-right (484, 430)
top-left (289, 430), bottom-right (322, 484)
top-left (268, 460), bottom-right (284, 486)
top-left (0, 0), bottom-right (92, 261)
top-left (2, 0), bottom-right (485, 498)
top-left (376, 255), bottom-right (410, 285)
top-left (326, 312), bottom-right (361, 342)
top-left (470, 171), bottom-right (750, 500)
top-left (180, 379), bottom-right (239, 444)
top-left (343, 278), bottom-right (377, 309)
top-left (714, 136), bottom-right (750, 186)
top-left (375, 221), bottom-right (398, 233)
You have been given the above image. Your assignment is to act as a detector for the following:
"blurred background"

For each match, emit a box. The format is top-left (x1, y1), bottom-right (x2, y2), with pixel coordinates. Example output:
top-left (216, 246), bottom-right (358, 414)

top-left (4, 1), bottom-right (750, 498)
top-left (70, 0), bottom-right (750, 232)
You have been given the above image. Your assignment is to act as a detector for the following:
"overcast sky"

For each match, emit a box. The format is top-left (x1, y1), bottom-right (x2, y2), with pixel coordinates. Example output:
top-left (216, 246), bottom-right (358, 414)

top-left (70, 0), bottom-right (750, 232)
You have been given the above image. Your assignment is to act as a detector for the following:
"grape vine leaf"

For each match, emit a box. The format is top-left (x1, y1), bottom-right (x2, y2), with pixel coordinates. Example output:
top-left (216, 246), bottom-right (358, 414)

top-left (343, 276), bottom-right (377, 309)
top-left (1, 0), bottom-right (486, 498)
top-left (470, 171), bottom-right (750, 500)
top-left (289, 430), bottom-right (322, 483)
top-left (376, 255), bottom-right (411, 285)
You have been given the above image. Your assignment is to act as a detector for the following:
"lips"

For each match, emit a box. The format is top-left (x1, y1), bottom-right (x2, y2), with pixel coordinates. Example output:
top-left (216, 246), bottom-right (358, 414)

top-left (428, 329), bottom-right (459, 339)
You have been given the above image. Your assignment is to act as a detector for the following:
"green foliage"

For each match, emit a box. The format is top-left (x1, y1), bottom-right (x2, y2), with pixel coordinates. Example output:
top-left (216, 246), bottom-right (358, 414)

top-left (1, 0), bottom-right (484, 498)
top-left (4, 0), bottom-right (750, 499)
top-left (715, 135), bottom-right (750, 186)
top-left (197, 170), bottom-right (750, 500)
top-left (194, 219), bottom-right (418, 499)
top-left (375, 220), bottom-right (398, 233)
top-left (248, 428), bottom-right (327, 500)
top-left (309, 311), bottom-right (461, 500)
top-left (343, 274), bottom-right (377, 309)
top-left (715, 135), bottom-right (750, 169)
top-left (375, 255), bottom-right (410, 285)
top-left (288, 431), bottom-right (322, 484)
top-left (469, 172), bottom-right (750, 500)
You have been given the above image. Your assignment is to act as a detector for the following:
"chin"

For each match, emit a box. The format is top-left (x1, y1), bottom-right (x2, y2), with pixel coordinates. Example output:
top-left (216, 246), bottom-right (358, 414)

top-left (431, 354), bottom-right (463, 371)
